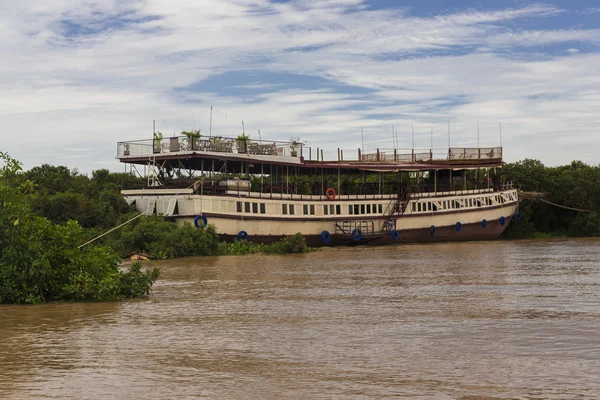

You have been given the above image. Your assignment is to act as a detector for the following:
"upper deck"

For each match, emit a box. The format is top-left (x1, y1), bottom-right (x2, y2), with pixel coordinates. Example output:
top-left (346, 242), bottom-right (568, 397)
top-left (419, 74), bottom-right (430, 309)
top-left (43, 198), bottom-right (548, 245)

top-left (117, 135), bottom-right (503, 172)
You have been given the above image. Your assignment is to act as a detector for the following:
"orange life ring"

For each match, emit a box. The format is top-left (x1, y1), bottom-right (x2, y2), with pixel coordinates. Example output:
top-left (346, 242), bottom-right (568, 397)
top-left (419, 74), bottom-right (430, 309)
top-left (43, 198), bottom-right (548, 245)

top-left (326, 187), bottom-right (337, 201)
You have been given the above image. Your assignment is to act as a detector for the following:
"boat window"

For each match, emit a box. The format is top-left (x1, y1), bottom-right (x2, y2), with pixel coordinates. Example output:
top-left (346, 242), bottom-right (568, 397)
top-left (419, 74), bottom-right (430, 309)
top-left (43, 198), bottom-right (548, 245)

top-left (245, 202), bottom-right (251, 213)
top-left (361, 204), bottom-right (365, 214)
top-left (432, 203), bottom-right (438, 212)
top-left (252, 203), bottom-right (258, 213)
top-left (324, 205), bottom-right (329, 215)
top-left (330, 205), bottom-right (335, 215)
top-left (412, 203), bottom-right (416, 212)
top-left (428, 202), bottom-right (432, 211)
top-left (336, 205), bottom-right (341, 215)
top-left (303, 204), bottom-right (308, 215)
top-left (282, 204), bottom-right (288, 215)
top-left (366, 204), bottom-right (371, 214)
top-left (237, 202), bottom-right (242, 212)
top-left (289, 204), bottom-right (295, 215)
top-left (378, 204), bottom-right (383, 213)
top-left (260, 203), bottom-right (266, 214)
top-left (310, 205), bottom-right (315, 215)
top-left (349, 205), bottom-right (353, 215)
top-left (354, 205), bottom-right (359, 215)
top-left (373, 204), bottom-right (377, 213)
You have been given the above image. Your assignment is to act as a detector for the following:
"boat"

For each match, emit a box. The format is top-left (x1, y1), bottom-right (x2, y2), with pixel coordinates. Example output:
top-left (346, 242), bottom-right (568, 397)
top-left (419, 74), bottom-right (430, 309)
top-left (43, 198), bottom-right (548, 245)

top-left (117, 133), bottom-right (519, 246)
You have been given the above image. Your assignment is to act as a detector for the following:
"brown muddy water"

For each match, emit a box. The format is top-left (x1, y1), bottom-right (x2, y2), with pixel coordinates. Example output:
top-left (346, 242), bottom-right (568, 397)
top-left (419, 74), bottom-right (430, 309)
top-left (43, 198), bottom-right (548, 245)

top-left (1, 239), bottom-right (600, 399)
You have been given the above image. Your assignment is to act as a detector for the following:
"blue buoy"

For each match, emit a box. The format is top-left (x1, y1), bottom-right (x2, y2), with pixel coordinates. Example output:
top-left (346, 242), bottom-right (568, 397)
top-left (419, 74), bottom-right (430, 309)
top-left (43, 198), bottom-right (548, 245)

top-left (456, 222), bottom-right (463, 232)
top-left (514, 212), bottom-right (523, 221)
top-left (194, 215), bottom-right (208, 228)
top-left (500, 216), bottom-right (506, 226)
top-left (237, 230), bottom-right (249, 241)
top-left (391, 229), bottom-right (399, 240)
top-left (351, 229), bottom-right (362, 242)
top-left (430, 225), bottom-right (436, 236)
top-left (321, 230), bottom-right (331, 244)
top-left (481, 219), bottom-right (487, 228)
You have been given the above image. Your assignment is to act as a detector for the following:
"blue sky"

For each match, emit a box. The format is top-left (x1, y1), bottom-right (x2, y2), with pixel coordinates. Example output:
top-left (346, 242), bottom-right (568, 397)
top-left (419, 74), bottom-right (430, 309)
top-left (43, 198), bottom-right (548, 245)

top-left (2, 0), bottom-right (600, 171)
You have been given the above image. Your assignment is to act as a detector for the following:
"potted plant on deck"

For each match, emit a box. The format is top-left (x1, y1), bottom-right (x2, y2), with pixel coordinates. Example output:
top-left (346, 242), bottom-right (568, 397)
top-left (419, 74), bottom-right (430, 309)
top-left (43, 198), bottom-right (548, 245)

top-left (182, 129), bottom-right (201, 150)
top-left (153, 131), bottom-right (163, 154)
top-left (237, 133), bottom-right (250, 154)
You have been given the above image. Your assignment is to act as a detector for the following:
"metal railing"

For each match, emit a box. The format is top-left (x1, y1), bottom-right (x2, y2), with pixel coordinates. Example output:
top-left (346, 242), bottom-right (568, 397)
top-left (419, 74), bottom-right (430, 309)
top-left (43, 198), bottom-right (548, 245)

top-left (118, 136), bottom-right (300, 158)
top-left (360, 147), bottom-right (502, 162)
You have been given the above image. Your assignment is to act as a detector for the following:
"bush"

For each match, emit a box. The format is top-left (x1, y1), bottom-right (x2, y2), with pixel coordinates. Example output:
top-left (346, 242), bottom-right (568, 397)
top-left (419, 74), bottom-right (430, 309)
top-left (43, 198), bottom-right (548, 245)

top-left (219, 233), bottom-right (312, 256)
top-left (0, 153), bottom-right (159, 304)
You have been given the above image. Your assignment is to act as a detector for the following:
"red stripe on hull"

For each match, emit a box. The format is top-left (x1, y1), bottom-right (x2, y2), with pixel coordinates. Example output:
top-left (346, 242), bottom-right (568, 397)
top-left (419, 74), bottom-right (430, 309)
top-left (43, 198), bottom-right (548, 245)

top-left (220, 217), bottom-right (512, 247)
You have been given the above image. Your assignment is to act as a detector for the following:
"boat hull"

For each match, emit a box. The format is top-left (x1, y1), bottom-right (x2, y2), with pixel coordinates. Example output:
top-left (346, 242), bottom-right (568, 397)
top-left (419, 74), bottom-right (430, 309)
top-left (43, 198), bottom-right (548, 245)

top-left (218, 216), bottom-right (513, 247)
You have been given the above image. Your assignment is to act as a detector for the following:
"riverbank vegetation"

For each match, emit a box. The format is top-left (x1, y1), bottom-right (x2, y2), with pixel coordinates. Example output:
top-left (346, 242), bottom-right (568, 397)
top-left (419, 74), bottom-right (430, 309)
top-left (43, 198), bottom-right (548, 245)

top-left (500, 159), bottom-right (600, 239)
top-left (0, 153), bottom-right (159, 304)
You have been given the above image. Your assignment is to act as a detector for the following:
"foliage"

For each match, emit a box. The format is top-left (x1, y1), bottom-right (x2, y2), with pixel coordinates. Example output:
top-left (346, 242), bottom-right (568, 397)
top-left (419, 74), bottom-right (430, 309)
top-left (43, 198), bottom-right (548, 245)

top-left (219, 233), bottom-right (313, 256)
top-left (181, 129), bottom-right (201, 139)
top-left (0, 152), bottom-right (159, 304)
top-left (113, 217), bottom-right (222, 259)
top-left (501, 159), bottom-right (600, 238)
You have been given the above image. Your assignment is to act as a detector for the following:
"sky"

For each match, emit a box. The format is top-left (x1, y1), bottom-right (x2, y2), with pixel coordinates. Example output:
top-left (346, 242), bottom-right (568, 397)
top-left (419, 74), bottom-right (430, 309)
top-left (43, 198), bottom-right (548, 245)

top-left (1, 0), bottom-right (600, 172)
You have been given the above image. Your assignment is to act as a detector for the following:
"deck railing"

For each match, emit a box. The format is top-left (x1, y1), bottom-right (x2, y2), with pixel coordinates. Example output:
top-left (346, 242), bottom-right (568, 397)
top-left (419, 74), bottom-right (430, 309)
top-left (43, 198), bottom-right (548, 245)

top-left (359, 147), bottom-right (502, 162)
top-left (118, 136), bottom-right (502, 164)
top-left (117, 136), bottom-right (300, 158)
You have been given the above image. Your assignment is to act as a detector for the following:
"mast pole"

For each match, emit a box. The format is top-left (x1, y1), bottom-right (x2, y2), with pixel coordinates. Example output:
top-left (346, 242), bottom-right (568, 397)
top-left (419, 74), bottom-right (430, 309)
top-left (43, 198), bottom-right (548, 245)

top-left (361, 126), bottom-right (364, 155)
top-left (499, 122), bottom-right (503, 147)
top-left (209, 106), bottom-right (213, 138)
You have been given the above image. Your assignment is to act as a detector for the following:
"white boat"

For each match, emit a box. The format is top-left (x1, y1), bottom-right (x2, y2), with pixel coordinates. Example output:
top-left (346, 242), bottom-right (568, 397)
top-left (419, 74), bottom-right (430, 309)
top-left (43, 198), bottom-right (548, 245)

top-left (117, 135), bottom-right (519, 246)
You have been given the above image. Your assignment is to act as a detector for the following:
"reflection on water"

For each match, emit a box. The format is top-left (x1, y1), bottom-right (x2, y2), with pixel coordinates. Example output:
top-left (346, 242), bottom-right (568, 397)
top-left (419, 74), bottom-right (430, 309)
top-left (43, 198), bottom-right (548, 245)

top-left (1, 239), bottom-right (600, 399)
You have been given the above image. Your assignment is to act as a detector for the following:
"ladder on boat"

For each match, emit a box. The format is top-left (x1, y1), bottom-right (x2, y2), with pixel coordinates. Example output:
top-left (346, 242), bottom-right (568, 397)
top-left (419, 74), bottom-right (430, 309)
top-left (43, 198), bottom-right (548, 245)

top-left (380, 187), bottom-right (411, 231)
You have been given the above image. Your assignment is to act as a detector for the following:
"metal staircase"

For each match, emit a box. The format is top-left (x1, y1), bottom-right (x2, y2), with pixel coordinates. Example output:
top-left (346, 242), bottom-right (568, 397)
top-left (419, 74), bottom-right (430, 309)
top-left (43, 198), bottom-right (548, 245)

top-left (380, 187), bottom-right (411, 231)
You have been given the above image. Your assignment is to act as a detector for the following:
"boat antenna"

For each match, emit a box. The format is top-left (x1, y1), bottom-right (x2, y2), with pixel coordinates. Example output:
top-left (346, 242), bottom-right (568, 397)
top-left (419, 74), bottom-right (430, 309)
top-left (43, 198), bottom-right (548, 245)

top-left (412, 123), bottom-right (415, 151)
top-left (499, 122), bottom-right (503, 147)
top-left (209, 106), bottom-right (213, 139)
top-left (477, 121), bottom-right (480, 148)
top-left (430, 127), bottom-right (433, 151)
top-left (392, 125), bottom-right (395, 150)
top-left (361, 126), bottom-right (364, 155)
top-left (448, 117), bottom-right (451, 149)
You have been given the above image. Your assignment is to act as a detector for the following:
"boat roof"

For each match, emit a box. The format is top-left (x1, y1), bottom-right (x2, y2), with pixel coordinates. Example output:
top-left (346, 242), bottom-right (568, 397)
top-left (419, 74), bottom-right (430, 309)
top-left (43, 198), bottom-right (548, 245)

top-left (117, 135), bottom-right (503, 173)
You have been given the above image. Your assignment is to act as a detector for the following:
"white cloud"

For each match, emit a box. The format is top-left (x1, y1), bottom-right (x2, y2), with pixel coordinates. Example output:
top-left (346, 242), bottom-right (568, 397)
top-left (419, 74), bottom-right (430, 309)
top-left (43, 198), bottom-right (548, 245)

top-left (1, 0), bottom-right (599, 171)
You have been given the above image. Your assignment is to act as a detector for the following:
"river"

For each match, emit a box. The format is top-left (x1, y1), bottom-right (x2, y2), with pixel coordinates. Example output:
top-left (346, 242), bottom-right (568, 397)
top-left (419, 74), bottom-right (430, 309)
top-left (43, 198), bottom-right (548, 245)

top-left (1, 239), bottom-right (599, 399)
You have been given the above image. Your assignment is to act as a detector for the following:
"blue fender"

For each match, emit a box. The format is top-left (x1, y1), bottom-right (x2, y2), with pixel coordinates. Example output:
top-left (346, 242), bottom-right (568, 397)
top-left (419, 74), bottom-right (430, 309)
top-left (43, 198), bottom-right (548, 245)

top-left (321, 230), bottom-right (332, 244)
top-left (351, 229), bottom-right (362, 242)
top-left (237, 230), bottom-right (249, 241)
top-left (514, 212), bottom-right (523, 221)
top-left (430, 225), bottom-right (436, 236)
top-left (194, 215), bottom-right (208, 228)
top-left (391, 229), bottom-right (399, 240)
top-left (456, 222), bottom-right (463, 232)
top-left (500, 216), bottom-right (506, 226)
top-left (481, 219), bottom-right (487, 228)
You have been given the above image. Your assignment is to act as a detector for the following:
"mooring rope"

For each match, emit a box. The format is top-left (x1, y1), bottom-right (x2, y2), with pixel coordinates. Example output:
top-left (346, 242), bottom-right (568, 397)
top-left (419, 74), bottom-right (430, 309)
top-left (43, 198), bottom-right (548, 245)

top-left (78, 179), bottom-right (202, 249)
top-left (538, 198), bottom-right (596, 213)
